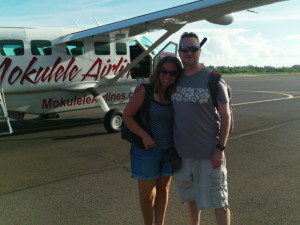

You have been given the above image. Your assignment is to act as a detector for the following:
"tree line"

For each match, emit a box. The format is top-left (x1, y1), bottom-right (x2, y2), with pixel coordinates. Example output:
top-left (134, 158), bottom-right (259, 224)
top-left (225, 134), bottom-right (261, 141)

top-left (208, 65), bottom-right (300, 74)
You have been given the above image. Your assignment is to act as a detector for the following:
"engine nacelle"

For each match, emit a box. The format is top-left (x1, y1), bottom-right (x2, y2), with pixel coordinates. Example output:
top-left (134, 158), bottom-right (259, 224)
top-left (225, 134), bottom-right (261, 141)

top-left (206, 13), bottom-right (234, 25)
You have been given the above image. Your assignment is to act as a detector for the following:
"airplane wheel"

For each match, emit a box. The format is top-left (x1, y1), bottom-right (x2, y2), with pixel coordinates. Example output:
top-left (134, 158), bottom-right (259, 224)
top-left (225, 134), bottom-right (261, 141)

top-left (104, 109), bottom-right (123, 133)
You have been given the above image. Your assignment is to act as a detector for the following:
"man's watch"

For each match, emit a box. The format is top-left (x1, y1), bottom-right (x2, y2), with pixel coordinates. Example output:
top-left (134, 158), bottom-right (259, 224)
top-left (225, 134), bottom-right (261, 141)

top-left (216, 144), bottom-right (226, 151)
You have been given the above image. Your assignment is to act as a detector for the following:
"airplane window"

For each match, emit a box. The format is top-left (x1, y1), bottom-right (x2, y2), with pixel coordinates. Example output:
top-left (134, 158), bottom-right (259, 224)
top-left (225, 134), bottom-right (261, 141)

top-left (116, 42), bottom-right (127, 55)
top-left (0, 40), bottom-right (24, 56)
top-left (66, 41), bottom-right (84, 55)
top-left (159, 42), bottom-right (177, 57)
top-left (141, 36), bottom-right (158, 55)
top-left (94, 42), bottom-right (110, 55)
top-left (31, 40), bottom-right (52, 55)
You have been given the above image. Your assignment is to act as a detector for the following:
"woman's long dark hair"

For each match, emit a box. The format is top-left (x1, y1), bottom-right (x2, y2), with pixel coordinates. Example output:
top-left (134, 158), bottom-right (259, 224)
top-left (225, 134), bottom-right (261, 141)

top-left (149, 56), bottom-right (183, 100)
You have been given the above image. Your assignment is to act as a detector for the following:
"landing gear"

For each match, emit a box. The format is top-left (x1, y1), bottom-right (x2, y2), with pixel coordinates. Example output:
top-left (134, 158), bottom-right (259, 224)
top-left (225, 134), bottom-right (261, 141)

top-left (104, 109), bottom-right (123, 133)
top-left (87, 88), bottom-right (123, 133)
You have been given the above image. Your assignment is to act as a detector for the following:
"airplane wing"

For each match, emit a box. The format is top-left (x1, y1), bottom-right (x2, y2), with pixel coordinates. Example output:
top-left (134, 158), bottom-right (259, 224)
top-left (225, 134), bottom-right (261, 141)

top-left (55, 0), bottom-right (287, 44)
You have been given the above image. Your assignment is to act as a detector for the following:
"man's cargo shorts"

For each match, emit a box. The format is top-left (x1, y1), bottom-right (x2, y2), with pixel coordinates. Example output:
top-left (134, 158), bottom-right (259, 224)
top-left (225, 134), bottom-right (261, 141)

top-left (174, 158), bottom-right (229, 210)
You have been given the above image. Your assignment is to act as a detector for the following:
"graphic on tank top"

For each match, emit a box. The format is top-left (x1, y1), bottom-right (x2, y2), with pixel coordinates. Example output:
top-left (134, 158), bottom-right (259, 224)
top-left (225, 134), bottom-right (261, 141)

top-left (172, 86), bottom-right (210, 104)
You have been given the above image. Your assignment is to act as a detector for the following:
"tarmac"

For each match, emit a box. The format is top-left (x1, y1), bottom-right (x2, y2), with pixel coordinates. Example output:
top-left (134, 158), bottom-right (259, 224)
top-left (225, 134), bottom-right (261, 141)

top-left (0, 74), bottom-right (300, 225)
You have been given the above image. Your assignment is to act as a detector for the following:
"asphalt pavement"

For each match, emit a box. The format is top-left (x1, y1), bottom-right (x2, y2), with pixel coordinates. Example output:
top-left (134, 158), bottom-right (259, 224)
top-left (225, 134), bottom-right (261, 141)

top-left (0, 74), bottom-right (300, 225)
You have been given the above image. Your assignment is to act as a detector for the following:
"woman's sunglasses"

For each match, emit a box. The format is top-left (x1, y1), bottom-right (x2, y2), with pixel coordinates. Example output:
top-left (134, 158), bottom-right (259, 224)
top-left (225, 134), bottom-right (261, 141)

top-left (159, 67), bottom-right (179, 77)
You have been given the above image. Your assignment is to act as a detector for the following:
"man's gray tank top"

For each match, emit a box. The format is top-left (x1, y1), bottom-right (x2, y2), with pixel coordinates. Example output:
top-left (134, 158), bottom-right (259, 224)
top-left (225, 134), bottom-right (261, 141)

top-left (171, 68), bottom-right (229, 159)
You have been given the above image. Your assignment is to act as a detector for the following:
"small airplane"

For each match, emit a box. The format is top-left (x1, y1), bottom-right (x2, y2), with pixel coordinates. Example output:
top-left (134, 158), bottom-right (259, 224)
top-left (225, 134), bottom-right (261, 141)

top-left (0, 0), bottom-right (287, 135)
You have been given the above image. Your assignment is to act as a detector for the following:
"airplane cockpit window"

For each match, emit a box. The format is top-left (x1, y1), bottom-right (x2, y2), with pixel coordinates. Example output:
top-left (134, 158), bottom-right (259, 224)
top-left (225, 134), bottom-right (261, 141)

top-left (66, 41), bottom-right (84, 55)
top-left (94, 42), bottom-right (110, 55)
top-left (116, 42), bottom-right (127, 55)
top-left (31, 40), bottom-right (52, 55)
top-left (0, 40), bottom-right (24, 56)
top-left (140, 36), bottom-right (158, 55)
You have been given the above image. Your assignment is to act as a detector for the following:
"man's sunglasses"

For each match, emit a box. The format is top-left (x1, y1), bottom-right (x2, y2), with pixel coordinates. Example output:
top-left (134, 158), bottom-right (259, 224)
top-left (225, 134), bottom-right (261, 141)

top-left (159, 67), bottom-right (179, 77)
top-left (179, 45), bottom-right (200, 53)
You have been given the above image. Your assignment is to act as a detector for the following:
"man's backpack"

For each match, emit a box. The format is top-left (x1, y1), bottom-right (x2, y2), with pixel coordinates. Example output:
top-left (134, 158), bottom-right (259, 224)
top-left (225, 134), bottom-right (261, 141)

top-left (121, 84), bottom-right (154, 149)
top-left (208, 72), bottom-right (234, 133)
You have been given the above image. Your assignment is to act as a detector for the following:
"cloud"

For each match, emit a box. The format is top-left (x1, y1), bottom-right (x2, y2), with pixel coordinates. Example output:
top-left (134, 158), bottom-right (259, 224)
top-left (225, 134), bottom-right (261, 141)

top-left (204, 31), bottom-right (296, 66)
top-left (286, 34), bottom-right (300, 40)
top-left (1, 0), bottom-right (298, 67)
top-left (145, 22), bottom-right (299, 67)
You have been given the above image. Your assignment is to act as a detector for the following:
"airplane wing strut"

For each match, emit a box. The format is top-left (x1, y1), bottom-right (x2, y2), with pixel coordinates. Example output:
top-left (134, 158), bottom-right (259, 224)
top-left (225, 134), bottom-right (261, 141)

top-left (103, 23), bottom-right (185, 84)
top-left (0, 89), bottom-right (13, 135)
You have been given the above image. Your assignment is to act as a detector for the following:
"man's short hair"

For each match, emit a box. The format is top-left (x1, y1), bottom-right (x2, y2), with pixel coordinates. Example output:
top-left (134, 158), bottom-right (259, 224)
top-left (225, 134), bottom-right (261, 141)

top-left (180, 32), bottom-right (199, 44)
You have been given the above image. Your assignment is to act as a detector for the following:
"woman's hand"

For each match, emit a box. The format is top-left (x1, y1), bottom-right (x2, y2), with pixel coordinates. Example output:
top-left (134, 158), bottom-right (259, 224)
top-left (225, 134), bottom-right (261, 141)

top-left (142, 135), bottom-right (156, 150)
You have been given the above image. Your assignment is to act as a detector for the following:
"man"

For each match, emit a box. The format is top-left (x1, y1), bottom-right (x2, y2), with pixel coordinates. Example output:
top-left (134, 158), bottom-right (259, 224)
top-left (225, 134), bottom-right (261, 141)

top-left (171, 32), bottom-right (231, 225)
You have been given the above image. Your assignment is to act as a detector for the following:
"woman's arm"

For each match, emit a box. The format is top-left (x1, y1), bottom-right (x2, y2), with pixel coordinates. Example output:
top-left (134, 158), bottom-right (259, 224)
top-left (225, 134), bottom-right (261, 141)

top-left (122, 86), bottom-right (156, 149)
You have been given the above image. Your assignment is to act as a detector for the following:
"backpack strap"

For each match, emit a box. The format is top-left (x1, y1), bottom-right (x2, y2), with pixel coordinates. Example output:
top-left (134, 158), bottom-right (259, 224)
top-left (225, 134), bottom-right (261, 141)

top-left (208, 71), bottom-right (221, 109)
top-left (208, 72), bottom-right (234, 133)
top-left (141, 84), bottom-right (154, 112)
top-left (143, 84), bottom-right (154, 101)
top-left (139, 83), bottom-right (154, 133)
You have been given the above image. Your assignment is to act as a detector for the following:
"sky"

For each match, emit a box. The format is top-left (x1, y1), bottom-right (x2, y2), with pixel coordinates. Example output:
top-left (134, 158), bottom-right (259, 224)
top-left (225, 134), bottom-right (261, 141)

top-left (0, 0), bottom-right (299, 67)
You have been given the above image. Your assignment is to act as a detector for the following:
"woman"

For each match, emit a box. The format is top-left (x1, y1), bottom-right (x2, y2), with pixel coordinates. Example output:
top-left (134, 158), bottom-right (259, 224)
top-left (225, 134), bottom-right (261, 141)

top-left (122, 56), bottom-right (182, 225)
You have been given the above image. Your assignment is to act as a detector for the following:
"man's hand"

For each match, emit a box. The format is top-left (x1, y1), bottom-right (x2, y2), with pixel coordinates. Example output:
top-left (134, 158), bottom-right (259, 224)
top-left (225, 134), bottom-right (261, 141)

top-left (211, 149), bottom-right (225, 168)
top-left (133, 83), bottom-right (144, 94)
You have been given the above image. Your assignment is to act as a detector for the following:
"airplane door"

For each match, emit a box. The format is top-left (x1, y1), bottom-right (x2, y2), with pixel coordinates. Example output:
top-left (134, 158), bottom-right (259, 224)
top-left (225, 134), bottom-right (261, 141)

top-left (153, 41), bottom-right (178, 71)
top-left (129, 41), bottom-right (151, 79)
top-left (129, 40), bottom-right (178, 79)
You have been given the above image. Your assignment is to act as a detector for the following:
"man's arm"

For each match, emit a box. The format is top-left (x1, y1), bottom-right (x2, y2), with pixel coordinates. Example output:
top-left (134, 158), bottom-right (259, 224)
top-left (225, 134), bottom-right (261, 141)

top-left (211, 101), bottom-right (231, 168)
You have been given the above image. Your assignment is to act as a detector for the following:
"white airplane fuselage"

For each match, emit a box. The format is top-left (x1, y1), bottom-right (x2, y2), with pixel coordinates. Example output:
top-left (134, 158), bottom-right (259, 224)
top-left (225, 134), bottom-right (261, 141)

top-left (0, 27), bottom-right (150, 116)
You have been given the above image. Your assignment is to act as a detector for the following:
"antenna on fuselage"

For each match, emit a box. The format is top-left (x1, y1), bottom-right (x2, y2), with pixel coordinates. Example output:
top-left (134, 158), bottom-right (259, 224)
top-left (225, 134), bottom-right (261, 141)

top-left (246, 9), bottom-right (259, 14)
top-left (73, 19), bottom-right (80, 28)
top-left (94, 16), bottom-right (101, 26)
top-left (200, 37), bottom-right (207, 48)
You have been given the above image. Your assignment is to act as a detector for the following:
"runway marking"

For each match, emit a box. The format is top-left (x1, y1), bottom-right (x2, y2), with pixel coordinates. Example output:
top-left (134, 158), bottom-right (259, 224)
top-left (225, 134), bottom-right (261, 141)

top-left (229, 91), bottom-right (300, 140)
top-left (233, 90), bottom-right (300, 106)
top-left (229, 119), bottom-right (300, 140)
